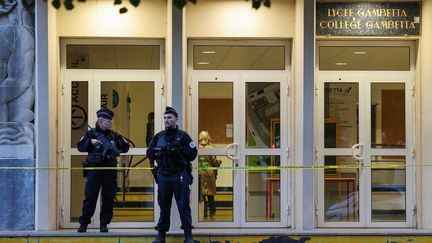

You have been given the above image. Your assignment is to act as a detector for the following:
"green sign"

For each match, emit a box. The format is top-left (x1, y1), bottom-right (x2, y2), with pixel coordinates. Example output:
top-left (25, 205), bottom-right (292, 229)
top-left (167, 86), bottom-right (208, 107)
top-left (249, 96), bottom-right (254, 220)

top-left (316, 2), bottom-right (420, 36)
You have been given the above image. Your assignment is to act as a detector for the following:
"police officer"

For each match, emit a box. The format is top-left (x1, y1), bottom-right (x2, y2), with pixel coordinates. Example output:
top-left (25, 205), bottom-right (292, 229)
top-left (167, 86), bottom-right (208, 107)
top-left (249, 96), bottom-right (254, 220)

top-left (147, 106), bottom-right (197, 243)
top-left (77, 108), bottom-right (130, 233)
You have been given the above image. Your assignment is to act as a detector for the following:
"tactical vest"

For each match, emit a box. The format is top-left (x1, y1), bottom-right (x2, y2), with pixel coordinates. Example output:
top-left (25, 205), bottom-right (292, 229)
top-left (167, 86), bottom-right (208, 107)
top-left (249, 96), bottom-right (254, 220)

top-left (155, 131), bottom-right (185, 175)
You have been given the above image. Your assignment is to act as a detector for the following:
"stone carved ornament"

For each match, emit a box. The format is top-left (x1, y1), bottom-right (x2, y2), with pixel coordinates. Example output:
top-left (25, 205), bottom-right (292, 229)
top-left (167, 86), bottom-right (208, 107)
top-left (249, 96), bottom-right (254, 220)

top-left (0, 0), bottom-right (35, 145)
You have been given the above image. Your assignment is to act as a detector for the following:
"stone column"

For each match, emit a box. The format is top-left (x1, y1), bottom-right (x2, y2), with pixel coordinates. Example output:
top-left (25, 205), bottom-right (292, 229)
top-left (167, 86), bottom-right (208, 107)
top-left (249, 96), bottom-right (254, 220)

top-left (0, 0), bottom-right (35, 230)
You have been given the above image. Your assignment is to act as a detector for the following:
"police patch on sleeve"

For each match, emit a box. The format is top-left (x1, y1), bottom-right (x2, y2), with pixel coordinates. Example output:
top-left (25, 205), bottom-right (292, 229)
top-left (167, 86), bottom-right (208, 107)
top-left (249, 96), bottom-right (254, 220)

top-left (189, 142), bottom-right (196, 148)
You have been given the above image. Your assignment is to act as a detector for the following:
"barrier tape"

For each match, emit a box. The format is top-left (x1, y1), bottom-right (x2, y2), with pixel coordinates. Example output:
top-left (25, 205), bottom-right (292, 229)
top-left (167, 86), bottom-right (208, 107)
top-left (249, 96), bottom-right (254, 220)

top-left (0, 164), bottom-right (416, 171)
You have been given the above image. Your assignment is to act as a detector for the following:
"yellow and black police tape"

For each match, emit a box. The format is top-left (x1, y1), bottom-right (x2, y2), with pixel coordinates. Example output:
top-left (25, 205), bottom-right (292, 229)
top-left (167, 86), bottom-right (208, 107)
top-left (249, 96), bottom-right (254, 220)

top-left (0, 164), bottom-right (415, 171)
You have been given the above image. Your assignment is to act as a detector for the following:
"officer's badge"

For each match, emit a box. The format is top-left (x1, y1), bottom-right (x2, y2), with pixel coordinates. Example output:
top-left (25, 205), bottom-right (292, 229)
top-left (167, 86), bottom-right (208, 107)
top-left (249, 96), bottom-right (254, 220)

top-left (189, 142), bottom-right (196, 148)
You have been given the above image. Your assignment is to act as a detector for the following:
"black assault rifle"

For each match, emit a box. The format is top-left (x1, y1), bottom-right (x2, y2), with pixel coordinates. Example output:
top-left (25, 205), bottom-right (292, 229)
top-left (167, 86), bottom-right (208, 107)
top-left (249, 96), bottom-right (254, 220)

top-left (84, 124), bottom-right (122, 161)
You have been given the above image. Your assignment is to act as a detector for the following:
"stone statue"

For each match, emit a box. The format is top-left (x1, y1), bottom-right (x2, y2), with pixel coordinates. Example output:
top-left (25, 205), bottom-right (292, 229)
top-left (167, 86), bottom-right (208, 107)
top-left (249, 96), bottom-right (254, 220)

top-left (0, 0), bottom-right (35, 145)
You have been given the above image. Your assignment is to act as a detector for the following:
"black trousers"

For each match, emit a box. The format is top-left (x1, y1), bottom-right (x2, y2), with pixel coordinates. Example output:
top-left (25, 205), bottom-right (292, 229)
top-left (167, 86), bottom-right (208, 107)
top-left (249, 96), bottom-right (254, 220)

top-left (79, 169), bottom-right (117, 225)
top-left (155, 170), bottom-right (192, 232)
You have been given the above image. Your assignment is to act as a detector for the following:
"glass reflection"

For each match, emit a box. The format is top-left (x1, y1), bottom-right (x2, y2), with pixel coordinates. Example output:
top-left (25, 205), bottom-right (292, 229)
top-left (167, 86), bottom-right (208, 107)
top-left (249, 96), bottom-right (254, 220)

top-left (371, 83), bottom-right (405, 149)
top-left (324, 83), bottom-right (359, 148)
top-left (324, 156), bottom-right (359, 222)
top-left (71, 81), bottom-right (88, 148)
top-left (246, 83), bottom-right (280, 148)
top-left (101, 81), bottom-right (154, 148)
top-left (371, 156), bottom-right (406, 222)
top-left (198, 155), bottom-right (233, 222)
top-left (246, 155), bottom-right (280, 222)
top-left (198, 82), bottom-right (233, 148)
top-left (113, 155), bottom-right (154, 222)
top-left (71, 155), bottom-right (86, 222)
top-left (193, 45), bottom-right (285, 70)
top-left (67, 45), bottom-right (160, 69)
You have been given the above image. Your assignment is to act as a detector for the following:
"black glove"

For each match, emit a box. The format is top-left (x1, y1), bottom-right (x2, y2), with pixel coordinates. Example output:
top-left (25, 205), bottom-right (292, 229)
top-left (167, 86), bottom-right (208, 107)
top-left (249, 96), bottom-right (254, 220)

top-left (153, 147), bottom-right (165, 160)
top-left (167, 145), bottom-right (181, 156)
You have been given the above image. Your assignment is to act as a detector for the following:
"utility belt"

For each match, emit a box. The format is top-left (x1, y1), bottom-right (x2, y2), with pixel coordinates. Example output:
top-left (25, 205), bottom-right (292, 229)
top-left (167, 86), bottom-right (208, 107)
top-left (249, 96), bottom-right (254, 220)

top-left (86, 153), bottom-right (117, 164)
top-left (153, 164), bottom-right (193, 185)
top-left (81, 159), bottom-right (116, 177)
top-left (157, 166), bottom-right (183, 176)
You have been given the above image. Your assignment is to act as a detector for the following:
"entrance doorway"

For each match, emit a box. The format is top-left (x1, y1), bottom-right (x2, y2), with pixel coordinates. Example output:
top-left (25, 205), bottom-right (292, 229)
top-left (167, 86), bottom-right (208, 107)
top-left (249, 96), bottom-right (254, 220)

top-left (60, 39), bottom-right (164, 229)
top-left (188, 40), bottom-right (291, 227)
top-left (316, 41), bottom-right (415, 227)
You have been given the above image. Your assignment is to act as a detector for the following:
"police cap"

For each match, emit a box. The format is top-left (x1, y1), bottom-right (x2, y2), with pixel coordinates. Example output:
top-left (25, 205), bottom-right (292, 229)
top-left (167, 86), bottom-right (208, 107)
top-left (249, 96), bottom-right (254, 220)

top-left (96, 108), bottom-right (114, 120)
top-left (164, 106), bottom-right (178, 118)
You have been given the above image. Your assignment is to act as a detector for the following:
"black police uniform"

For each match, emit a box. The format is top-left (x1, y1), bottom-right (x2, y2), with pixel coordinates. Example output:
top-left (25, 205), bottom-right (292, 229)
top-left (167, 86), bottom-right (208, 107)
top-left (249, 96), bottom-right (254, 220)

top-left (146, 126), bottom-right (197, 238)
top-left (77, 124), bottom-right (129, 231)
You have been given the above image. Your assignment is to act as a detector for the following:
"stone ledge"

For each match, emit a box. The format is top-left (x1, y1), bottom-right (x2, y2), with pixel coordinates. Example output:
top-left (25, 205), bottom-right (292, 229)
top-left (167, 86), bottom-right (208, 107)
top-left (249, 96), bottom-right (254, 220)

top-left (0, 145), bottom-right (34, 159)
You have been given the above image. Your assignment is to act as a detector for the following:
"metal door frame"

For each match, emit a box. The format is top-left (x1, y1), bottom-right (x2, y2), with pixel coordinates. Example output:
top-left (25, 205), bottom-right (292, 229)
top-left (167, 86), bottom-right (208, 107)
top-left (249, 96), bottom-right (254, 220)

top-left (188, 39), bottom-right (292, 228)
top-left (60, 39), bottom-right (165, 229)
top-left (316, 41), bottom-right (416, 228)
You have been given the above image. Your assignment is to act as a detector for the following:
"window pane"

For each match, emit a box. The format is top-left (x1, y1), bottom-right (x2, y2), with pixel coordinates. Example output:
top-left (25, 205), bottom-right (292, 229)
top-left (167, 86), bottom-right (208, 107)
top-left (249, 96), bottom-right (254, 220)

top-left (199, 82), bottom-right (233, 148)
top-left (324, 156), bottom-right (359, 222)
top-left (371, 156), bottom-right (406, 222)
top-left (101, 81), bottom-right (154, 148)
top-left (246, 155), bottom-right (280, 222)
top-left (324, 83), bottom-right (359, 148)
top-left (71, 81), bottom-right (88, 148)
top-left (70, 155), bottom-right (86, 222)
top-left (319, 46), bottom-right (410, 71)
top-left (67, 45), bottom-right (160, 69)
top-left (246, 82), bottom-right (280, 148)
top-left (198, 155), bottom-right (233, 222)
top-left (113, 156), bottom-right (154, 222)
top-left (194, 46), bottom-right (285, 70)
top-left (371, 83), bottom-right (405, 149)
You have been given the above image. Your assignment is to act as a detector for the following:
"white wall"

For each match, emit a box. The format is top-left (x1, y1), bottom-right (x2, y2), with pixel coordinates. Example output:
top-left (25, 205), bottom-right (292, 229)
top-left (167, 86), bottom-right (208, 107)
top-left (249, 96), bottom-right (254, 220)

top-left (56, 0), bottom-right (166, 37)
top-left (186, 0), bottom-right (295, 38)
top-left (420, 0), bottom-right (432, 229)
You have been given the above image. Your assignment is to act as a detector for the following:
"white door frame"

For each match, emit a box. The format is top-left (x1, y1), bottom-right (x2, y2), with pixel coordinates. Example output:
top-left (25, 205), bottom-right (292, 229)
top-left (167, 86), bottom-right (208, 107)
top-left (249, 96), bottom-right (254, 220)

top-left (189, 71), bottom-right (290, 228)
top-left (316, 41), bottom-right (416, 228)
top-left (60, 39), bottom-right (165, 229)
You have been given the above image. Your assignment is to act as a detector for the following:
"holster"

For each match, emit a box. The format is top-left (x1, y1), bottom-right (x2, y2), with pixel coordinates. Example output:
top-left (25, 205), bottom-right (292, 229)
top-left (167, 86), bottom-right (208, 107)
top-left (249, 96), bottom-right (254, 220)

top-left (151, 166), bottom-right (158, 184)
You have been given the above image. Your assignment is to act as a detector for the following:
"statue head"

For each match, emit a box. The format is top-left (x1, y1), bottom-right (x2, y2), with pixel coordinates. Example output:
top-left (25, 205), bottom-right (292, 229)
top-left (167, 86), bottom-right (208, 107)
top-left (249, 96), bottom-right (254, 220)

top-left (0, 1), bottom-right (17, 16)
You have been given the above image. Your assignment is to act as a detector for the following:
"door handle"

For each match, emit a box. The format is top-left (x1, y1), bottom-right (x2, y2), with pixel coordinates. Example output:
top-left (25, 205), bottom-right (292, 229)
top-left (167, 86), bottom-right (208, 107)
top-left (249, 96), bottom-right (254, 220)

top-left (225, 143), bottom-right (239, 165)
top-left (350, 143), bottom-right (364, 163)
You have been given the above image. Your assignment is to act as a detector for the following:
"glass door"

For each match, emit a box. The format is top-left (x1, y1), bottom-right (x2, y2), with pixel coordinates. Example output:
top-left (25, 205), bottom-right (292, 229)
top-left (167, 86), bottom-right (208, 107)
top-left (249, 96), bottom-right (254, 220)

top-left (190, 73), bottom-right (240, 227)
top-left (62, 70), bottom-right (163, 229)
top-left (316, 72), bottom-right (414, 227)
top-left (241, 73), bottom-right (289, 227)
top-left (190, 72), bottom-right (289, 227)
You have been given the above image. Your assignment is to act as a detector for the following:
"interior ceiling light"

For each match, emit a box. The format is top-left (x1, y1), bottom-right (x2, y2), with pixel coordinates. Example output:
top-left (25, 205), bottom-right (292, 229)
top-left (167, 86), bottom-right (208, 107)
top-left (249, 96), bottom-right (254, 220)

top-left (197, 61), bottom-right (210, 65)
top-left (353, 51), bottom-right (367, 55)
top-left (202, 50), bottom-right (216, 54)
top-left (335, 62), bottom-right (348, 66)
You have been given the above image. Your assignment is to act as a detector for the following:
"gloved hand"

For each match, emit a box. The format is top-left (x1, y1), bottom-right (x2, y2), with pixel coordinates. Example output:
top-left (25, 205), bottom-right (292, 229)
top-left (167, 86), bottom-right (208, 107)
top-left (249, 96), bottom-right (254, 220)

top-left (153, 147), bottom-right (165, 160)
top-left (167, 145), bottom-right (181, 156)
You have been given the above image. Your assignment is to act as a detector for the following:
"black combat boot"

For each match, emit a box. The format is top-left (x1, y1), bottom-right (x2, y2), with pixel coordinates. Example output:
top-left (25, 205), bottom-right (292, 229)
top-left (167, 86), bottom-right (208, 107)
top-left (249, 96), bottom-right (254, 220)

top-left (152, 231), bottom-right (166, 243)
top-left (77, 224), bottom-right (87, 233)
top-left (100, 223), bottom-right (108, 233)
top-left (184, 229), bottom-right (194, 243)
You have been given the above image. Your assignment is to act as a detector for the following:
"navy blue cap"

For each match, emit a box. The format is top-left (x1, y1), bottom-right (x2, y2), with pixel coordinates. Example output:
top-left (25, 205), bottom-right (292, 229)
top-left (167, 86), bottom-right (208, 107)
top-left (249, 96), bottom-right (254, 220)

top-left (96, 109), bottom-right (114, 120)
top-left (164, 106), bottom-right (178, 118)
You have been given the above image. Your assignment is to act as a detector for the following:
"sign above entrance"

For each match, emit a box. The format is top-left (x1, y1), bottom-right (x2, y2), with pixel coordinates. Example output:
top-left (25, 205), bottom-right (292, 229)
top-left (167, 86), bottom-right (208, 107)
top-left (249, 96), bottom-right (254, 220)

top-left (316, 2), bottom-right (420, 36)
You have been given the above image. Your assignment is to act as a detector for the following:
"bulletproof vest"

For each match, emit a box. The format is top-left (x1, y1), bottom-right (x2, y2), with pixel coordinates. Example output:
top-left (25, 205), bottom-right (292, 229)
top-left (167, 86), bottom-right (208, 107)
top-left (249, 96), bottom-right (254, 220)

top-left (156, 131), bottom-right (184, 174)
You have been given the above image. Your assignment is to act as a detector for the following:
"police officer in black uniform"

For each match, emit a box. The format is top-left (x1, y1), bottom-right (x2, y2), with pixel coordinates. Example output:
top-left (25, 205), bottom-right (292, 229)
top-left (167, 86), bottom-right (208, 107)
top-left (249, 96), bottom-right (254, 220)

top-left (147, 106), bottom-right (197, 243)
top-left (77, 109), bottom-right (130, 233)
